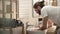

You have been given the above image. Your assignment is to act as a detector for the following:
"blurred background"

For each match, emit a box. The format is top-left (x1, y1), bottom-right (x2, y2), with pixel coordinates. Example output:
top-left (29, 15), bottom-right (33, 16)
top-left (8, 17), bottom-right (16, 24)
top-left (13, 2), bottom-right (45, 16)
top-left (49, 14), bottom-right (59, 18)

top-left (0, 0), bottom-right (60, 34)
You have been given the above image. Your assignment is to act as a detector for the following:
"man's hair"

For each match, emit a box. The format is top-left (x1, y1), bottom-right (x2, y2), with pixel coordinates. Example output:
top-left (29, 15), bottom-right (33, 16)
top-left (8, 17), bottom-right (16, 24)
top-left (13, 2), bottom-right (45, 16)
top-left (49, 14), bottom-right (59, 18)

top-left (33, 1), bottom-right (45, 8)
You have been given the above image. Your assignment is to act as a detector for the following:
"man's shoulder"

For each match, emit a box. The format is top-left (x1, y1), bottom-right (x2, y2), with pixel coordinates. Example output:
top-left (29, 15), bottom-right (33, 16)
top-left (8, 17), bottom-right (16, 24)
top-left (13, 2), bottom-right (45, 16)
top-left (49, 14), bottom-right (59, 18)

top-left (43, 6), bottom-right (52, 9)
top-left (41, 6), bottom-right (53, 11)
top-left (41, 6), bottom-right (49, 11)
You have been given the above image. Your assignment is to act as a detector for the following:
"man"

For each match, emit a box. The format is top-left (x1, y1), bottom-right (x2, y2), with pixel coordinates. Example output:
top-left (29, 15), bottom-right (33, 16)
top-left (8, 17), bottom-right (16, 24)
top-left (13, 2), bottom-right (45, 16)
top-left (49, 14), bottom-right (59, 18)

top-left (33, 1), bottom-right (60, 31)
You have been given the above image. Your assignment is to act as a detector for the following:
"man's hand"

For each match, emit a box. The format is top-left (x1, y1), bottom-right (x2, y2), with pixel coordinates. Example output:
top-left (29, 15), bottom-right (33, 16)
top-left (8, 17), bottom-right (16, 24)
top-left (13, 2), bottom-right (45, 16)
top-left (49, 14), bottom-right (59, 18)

top-left (40, 19), bottom-right (54, 30)
top-left (47, 19), bottom-right (54, 28)
top-left (40, 16), bottom-right (48, 30)
top-left (40, 25), bottom-right (47, 30)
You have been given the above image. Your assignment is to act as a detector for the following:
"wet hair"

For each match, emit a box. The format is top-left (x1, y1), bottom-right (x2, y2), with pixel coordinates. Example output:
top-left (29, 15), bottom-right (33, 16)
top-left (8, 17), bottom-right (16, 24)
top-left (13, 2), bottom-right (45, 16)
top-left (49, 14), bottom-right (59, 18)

top-left (33, 1), bottom-right (45, 8)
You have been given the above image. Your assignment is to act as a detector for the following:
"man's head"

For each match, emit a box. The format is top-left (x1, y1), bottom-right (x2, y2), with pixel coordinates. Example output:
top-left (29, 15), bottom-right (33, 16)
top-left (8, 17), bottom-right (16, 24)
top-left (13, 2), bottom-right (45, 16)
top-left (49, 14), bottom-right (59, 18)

top-left (33, 1), bottom-right (45, 15)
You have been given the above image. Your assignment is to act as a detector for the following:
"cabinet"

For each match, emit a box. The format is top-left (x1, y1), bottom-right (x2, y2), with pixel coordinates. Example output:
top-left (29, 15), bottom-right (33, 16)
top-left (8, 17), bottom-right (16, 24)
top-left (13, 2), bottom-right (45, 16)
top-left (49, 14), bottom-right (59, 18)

top-left (0, 0), bottom-right (18, 19)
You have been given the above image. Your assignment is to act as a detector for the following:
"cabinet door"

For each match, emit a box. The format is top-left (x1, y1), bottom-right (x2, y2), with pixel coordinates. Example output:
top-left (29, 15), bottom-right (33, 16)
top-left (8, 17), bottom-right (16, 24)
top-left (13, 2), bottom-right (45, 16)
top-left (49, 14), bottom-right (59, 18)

top-left (0, 0), bottom-right (17, 19)
top-left (4, 0), bottom-right (12, 19)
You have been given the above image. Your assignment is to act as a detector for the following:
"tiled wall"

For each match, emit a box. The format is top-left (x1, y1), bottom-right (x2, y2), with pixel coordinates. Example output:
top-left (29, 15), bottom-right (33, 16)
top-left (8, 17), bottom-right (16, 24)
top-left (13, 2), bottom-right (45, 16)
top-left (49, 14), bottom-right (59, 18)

top-left (57, 0), bottom-right (60, 6)
top-left (19, 0), bottom-right (32, 18)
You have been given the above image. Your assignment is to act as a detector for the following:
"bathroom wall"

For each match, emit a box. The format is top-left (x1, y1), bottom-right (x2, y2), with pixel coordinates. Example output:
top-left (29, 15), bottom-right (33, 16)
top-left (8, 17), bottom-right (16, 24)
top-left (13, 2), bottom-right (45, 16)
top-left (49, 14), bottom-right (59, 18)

top-left (57, 0), bottom-right (60, 6)
top-left (19, 0), bottom-right (32, 18)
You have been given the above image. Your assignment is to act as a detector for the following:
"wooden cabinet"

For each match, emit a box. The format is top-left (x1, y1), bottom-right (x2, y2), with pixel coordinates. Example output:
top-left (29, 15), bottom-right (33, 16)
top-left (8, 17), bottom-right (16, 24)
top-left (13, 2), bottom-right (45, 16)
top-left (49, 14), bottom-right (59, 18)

top-left (0, 0), bottom-right (18, 19)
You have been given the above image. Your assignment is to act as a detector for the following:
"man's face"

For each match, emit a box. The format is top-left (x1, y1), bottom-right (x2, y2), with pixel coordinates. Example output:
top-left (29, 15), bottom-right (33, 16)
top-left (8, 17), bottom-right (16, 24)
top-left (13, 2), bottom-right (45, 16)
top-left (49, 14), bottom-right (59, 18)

top-left (34, 6), bottom-right (41, 15)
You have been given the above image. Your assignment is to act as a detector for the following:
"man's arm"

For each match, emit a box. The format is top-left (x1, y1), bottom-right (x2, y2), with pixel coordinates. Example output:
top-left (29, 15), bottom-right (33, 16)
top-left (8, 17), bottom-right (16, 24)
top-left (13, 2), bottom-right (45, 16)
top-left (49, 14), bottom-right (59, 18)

top-left (40, 16), bottom-right (48, 30)
top-left (40, 7), bottom-right (48, 30)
